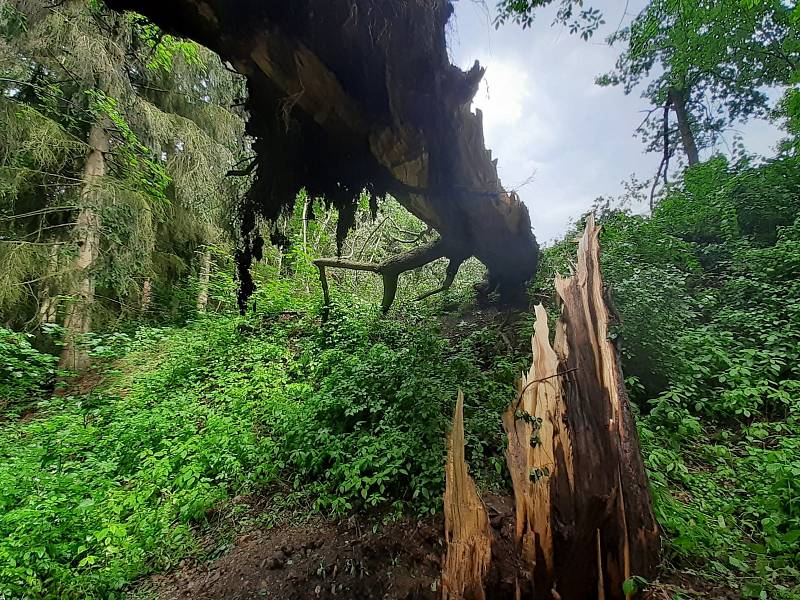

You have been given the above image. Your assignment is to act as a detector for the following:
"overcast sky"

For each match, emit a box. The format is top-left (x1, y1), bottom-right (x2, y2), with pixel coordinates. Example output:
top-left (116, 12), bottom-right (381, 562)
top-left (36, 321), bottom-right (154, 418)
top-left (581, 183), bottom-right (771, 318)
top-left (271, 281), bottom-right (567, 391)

top-left (446, 0), bottom-right (783, 243)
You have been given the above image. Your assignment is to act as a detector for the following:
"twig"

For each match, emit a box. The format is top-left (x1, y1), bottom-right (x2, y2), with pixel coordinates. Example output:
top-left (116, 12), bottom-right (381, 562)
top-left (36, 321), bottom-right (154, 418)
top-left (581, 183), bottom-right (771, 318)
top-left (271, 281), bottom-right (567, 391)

top-left (513, 368), bottom-right (579, 412)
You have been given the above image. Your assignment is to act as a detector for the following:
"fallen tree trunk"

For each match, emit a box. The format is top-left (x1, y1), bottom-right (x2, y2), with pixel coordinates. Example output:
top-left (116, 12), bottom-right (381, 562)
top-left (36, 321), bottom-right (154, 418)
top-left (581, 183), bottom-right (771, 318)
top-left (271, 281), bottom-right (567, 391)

top-left (105, 0), bottom-right (539, 309)
top-left (444, 216), bottom-right (659, 599)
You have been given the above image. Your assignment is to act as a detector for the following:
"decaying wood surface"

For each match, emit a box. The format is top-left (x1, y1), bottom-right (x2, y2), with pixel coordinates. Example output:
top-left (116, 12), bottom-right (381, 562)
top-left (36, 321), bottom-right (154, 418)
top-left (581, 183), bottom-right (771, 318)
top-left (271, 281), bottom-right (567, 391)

top-left (105, 0), bottom-right (539, 310)
top-left (444, 216), bottom-right (659, 599)
top-left (501, 303), bottom-right (572, 597)
top-left (507, 214), bottom-right (659, 598)
top-left (442, 391), bottom-right (492, 600)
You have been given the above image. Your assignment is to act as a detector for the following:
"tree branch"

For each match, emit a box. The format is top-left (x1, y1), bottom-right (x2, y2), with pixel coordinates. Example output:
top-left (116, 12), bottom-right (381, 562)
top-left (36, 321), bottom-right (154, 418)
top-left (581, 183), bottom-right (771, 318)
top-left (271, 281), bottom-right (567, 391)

top-left (314, 238), bottom-right (448, 313)
top-left (416, 257), bottom-right (464, 301)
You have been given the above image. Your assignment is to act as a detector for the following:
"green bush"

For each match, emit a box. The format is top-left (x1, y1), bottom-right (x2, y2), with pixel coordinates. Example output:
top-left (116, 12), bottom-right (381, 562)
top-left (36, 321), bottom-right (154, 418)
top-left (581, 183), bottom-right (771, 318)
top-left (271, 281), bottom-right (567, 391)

top-left (0, 328), bottom-right (59, 410)
top-left (0, 280), bottom-right (520, 598)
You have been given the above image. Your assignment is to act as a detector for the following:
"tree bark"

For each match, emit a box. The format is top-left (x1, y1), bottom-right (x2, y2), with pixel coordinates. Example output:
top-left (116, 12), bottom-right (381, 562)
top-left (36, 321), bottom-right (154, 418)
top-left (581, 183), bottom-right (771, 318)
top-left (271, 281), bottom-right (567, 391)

top-left (60, 122), bottom-right (107, 371)
top-left (105, 0), bottom-right (540, 301)
top-left (196, 247), bottom-right (212, 313)
top-left (141, 277), bottom-right (153, 314)
top-left (668, 87), bottom-right (700, 166)
top-left (37, 243), bottom-right (59, 326)
top-left (505, 215), bottom-right (659, 598)
top-left (314, 238), bottom-right (451, 313)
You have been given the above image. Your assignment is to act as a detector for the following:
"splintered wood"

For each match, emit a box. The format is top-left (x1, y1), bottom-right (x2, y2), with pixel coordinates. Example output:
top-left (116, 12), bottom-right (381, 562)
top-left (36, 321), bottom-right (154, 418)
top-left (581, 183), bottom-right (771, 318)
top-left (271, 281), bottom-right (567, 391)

top-left (442, 391), bottom-right (492, 600)
top-left (501, 304), bottom-right (571, 587)
top-left (442, 216), bottom-right (659, 600)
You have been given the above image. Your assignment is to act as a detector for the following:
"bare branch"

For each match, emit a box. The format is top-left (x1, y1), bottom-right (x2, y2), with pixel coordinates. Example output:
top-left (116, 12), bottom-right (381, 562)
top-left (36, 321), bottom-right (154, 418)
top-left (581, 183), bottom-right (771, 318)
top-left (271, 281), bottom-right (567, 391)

top-left (0, 206), bottom-right (79, 221)
top-left (226, 158), bottom-right (257, 177)
top-left (416, 258), bottom-right (464, 301)
top-left (314, 238), bottom-right (449, 313)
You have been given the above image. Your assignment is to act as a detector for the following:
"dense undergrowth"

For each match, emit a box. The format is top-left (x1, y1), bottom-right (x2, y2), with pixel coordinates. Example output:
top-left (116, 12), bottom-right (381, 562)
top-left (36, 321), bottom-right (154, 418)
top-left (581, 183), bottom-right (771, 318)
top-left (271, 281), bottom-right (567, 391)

top-left (0, 278), bottom-right (522, 598)
top-left (536, 156), bottom-right (800, 599)
top-left (1, 155), bottom-right (799, 600)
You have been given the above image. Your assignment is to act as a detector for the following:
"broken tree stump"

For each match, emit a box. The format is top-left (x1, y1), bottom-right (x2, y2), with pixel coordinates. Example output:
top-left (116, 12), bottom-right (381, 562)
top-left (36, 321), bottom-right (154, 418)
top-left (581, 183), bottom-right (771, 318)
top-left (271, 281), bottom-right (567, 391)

top-left (503, 215), bottom-right (660, 599)
top-left (442, 216), bottom-right (659, 600)
top-left (442, 391), bottom-right (492, 600)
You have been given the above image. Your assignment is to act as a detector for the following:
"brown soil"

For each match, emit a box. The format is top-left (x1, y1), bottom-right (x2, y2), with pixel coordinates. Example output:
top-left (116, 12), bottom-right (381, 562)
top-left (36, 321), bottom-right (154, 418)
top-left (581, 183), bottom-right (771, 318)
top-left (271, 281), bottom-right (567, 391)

top-left (643, 571), bottom-right (739, 600)
top-left (135, 492), bottom-right (741, 600)
top-left (144, 518), bottom-right (442, 600)
top-left (137, 495), bottom-right (522, 600)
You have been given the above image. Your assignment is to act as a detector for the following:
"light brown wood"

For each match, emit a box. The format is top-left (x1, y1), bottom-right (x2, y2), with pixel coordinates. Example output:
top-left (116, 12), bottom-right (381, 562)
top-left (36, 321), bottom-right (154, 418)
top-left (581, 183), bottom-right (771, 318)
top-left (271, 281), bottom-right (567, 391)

top-left (442, 391), bottom-right (492, 600)
top-left (196, 248), bottom-right (212, 312)
top-left (500, 216), bottom-right (659, 599)
top-left (433, 217), bottom-right (659, 599)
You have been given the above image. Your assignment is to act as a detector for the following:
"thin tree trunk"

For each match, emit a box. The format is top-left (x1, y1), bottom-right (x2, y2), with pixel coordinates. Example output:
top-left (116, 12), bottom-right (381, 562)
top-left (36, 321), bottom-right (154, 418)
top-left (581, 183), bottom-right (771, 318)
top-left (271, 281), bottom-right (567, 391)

top-left (668, 87), bottom-right (700, 166)
top-left (196, 247), bottom-right (212, 312)
top-left (301, 195), bottom-right (310, 254)
top-left (60, 122), bottom-right (107, 371)
top-left (141, 277), bottom-right (152, 314)
top-left (302, 195), bottom-right (311, 292)
top-left (37, 243), bottom-right (59, 326)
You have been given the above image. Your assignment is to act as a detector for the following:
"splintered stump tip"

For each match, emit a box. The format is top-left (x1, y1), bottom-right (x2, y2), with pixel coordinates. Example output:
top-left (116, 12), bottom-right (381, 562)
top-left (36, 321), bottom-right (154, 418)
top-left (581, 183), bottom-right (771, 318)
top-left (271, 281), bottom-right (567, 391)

top-left (441, 391), bottom-right (492, 600)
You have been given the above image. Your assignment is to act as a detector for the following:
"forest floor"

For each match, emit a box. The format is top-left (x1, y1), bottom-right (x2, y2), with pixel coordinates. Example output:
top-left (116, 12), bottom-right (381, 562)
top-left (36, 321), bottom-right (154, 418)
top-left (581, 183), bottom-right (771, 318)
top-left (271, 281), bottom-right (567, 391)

top-left (131, 493), bottom-right (737, 600)
top-left (4, 285), bottom-right (797, 600)
top-left (135, 516), bottom-right (444, 600)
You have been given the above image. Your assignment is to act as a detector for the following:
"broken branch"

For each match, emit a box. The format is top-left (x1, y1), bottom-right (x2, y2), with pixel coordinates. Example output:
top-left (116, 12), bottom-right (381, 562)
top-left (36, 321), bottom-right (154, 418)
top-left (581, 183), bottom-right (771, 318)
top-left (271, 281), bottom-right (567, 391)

top-left (313, 238), bottom-right (448, 313)
top-left (416, 257), bottom-right (464, 301)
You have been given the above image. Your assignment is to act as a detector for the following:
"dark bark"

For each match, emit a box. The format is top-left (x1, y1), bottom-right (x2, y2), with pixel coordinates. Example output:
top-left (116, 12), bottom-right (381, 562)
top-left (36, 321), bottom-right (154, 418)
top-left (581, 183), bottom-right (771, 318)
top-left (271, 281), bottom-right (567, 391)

top-left (668, 87), bottom-right (700, 166)
top-left (105, 0), bottom-right (539, 305)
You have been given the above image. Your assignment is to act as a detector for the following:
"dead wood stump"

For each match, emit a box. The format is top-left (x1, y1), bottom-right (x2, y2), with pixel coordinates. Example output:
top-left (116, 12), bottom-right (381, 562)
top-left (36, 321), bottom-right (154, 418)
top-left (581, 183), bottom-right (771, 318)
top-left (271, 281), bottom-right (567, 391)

top-left (443, 216), bottom-right (659, 600)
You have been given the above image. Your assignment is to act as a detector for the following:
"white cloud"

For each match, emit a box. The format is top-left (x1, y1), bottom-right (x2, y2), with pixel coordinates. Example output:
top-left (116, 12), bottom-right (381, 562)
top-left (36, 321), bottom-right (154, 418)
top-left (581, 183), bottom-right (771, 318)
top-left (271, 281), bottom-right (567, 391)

top-left (469, 58), bottom-right (529, 131)
top-left (447, 0), bottom-right (782, 243)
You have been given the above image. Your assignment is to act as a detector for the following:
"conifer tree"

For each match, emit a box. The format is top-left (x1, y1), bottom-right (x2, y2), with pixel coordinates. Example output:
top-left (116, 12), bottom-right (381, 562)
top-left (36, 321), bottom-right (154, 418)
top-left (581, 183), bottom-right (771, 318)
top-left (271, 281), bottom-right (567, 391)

top-left (0, 0), bottom-right (247, 367)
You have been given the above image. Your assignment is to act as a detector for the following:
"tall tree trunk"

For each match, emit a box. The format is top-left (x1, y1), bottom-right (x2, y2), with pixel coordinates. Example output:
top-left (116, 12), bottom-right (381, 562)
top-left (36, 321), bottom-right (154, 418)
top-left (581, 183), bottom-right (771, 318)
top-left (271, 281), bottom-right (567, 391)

top-left (60, 122), bottom-right (107, 371)
top-left (37, 243), bottom-right (60, 326)
top-left (668, 87), bottom-right (700, 166)
top-left (196, 247), bottom-right (212, 312)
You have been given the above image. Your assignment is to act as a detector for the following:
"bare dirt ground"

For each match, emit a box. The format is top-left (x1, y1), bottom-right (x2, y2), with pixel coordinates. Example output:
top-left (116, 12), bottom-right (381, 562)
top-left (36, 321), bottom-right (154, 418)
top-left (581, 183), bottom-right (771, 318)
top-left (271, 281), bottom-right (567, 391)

top-left (134, 494), bottom-right (524, 600)
top-left (139, 518), bottom-right (443, 600)
top-left (132, 489), bottom-right (739, 600)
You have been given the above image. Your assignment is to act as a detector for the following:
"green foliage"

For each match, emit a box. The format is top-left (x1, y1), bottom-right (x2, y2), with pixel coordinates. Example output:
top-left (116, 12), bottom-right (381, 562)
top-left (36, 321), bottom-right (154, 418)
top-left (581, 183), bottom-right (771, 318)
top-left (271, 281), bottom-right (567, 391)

top-left (494, 0), bottom-right (604, 38)
top-left (535, 153), bottom-right (800, 597)
top-left (0, 267), bottom-right (519, 598)
top-left (130, 14), bottom-right (200, 72)
top-left (0, 321), bottom-right (279, 598)
top-left (85, 90), bottom-right (170, 202)
top-left (0, 0), bottom-right (246, 330)
top-left (0, 328), bottom-right (59, 409)
top-left (596, 0), bottom-right (800, 159)
top-left (3, 2), bottom-right (800, 599)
